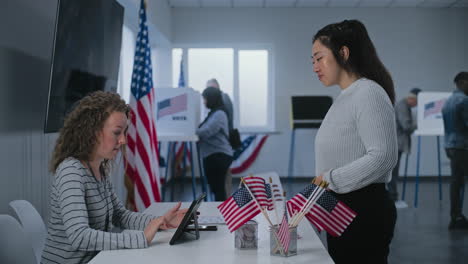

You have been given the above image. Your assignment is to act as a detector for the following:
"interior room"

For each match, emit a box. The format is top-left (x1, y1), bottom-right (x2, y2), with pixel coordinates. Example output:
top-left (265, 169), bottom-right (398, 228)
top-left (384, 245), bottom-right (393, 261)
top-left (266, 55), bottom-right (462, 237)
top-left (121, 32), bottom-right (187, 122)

top-left (1, 0), bottom-right (467, 263)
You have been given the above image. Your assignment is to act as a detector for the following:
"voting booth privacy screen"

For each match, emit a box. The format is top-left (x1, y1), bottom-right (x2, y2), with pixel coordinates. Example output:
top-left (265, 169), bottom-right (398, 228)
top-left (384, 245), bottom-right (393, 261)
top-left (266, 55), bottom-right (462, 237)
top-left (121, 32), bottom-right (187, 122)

top-left (415, 92), bottom-right (451, 136)
top-left (155, 88), bottom-right (201, 136)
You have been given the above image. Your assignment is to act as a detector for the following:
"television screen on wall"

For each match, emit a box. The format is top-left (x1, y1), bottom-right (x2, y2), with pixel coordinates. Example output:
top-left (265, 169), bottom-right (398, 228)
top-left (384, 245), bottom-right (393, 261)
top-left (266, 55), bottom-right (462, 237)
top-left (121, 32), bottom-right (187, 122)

top-left (44, 0), bottom-right (124, 133)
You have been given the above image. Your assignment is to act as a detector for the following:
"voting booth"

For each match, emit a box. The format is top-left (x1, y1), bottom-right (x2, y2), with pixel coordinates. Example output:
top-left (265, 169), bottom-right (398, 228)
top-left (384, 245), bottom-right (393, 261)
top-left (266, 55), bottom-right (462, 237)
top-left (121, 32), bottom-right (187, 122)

top-left (155, 88), bottom-right (208, 201)
top-left (402, 92), bottom-right (451, 207)
top-left (155, 88), bottom-right (201, 137)
top-left (416, 92), bottom-right (451, 136)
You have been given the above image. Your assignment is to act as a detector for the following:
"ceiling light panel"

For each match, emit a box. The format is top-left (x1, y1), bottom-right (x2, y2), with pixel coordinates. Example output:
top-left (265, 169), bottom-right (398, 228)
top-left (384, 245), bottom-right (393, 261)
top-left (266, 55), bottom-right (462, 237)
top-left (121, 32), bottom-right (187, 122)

top-left (265, 0), bottom-right (297, 7)
top-left (296, 0), bottom-right (329, 7)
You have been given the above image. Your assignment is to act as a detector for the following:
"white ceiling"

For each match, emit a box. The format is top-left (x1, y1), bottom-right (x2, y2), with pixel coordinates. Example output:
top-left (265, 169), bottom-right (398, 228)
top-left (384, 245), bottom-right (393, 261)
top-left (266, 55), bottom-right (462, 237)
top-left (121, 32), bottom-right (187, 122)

top-left (167, 0), bottom-right (468, 8)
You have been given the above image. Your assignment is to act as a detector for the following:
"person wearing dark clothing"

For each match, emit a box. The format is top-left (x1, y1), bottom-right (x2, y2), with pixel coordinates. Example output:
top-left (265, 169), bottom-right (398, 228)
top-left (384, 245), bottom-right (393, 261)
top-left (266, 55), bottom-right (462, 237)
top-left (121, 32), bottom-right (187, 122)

top-left (442, 71), bottom-right (468, 230)
top-left (196, 87), bottom-right (233, 201)
top-left (388, 88), bottom-right (421, 202)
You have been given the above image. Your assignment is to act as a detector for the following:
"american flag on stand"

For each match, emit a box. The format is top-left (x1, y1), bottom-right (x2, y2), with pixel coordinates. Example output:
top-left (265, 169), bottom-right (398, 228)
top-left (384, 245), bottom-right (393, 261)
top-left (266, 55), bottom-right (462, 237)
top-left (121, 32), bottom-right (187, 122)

top-left (124, 0), bottom-right (161, 212)
top-left (276, 205), bottom-right (291, 252)
top-left (172, 58), bottom-right (191, 177)
top-left (218, 187), bottom-right (261, 232)
top-left (243, 176), bottom-right (272, 210)
top-left (287, 184), bottom-right (357, 237)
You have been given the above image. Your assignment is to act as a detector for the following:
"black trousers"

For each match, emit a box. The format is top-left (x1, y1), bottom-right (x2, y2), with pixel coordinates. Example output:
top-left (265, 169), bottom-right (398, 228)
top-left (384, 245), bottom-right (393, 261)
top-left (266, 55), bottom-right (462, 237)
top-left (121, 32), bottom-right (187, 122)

top-left (388, 151), bottom-right (403, 201)
top-left (327, 184), bottom-right (397, 264)
top-left (203, 153), bottom-right (232, 201)
top-left (446, 148), bottom-right (468, 219)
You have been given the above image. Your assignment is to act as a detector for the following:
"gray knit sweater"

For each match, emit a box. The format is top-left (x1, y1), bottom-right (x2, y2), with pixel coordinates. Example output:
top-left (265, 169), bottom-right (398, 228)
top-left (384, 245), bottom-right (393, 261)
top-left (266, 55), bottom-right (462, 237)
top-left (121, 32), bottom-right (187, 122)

top-left (41, 158), bottom-right (157, 264)
top-left (196, 110), bottom-right (233, 159)
top-left (315, 78), bottom-right (398, 194)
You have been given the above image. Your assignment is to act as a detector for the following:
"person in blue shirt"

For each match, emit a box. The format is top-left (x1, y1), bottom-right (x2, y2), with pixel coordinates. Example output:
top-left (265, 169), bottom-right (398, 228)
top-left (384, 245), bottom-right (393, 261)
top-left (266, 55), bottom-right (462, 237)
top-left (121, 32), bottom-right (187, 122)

top-left (196, 87), bottom-right (233, 201)
top-left (442, 71), bottom-right (468, 230)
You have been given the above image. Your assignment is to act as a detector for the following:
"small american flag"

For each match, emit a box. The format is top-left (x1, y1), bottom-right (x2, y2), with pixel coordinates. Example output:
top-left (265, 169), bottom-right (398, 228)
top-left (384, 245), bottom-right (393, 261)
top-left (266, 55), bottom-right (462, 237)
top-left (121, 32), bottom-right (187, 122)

top-left (424, 99), bottom-right (445, 118)
top-left (218, 187), bottom-right (261, 232)
top-left (272, 183), bottom-right (283, 202)
top-left (287, 184), bottom-right (357, 237)
top-left (276, 206), bottom-right (290, 252)
top-left (243, 177), bottom-right (272, 210)
top-left (125, 0), bottom-right (161, 211)
top-left (157, 94), bottom-right (188, 119)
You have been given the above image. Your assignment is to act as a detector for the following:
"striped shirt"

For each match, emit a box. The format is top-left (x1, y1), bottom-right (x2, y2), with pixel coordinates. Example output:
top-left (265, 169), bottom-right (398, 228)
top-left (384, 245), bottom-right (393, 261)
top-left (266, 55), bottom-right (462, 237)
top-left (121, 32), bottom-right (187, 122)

top-left (41, 158), bottom-right (157, 264)
top-left (315, 78), bottom-right (398, 194)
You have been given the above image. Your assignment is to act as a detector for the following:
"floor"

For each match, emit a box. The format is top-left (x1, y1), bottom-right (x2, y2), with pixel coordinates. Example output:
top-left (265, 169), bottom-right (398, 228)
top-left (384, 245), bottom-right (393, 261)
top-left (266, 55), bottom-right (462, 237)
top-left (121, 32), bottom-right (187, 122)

top-left (166, 178), bottom-right (468, 264)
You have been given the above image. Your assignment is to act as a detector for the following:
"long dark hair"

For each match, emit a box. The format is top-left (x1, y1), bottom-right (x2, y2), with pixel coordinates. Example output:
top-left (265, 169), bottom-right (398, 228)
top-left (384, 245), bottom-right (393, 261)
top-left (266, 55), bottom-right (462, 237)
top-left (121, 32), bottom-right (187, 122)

top-left (313, 19), bottom-right (395, 104)
top-left (199, 86), bottom-right (227, 128)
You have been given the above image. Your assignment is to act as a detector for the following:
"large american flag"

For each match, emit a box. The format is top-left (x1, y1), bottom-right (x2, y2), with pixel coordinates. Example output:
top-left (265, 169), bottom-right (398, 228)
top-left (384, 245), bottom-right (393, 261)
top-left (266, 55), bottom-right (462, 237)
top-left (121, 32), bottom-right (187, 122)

top-left (173, 58), bottom-right (191, 179)
top-left (218, 187), bottom-right (261, 232)
top-left (287, 184), bottom-right (357, 237)
top-left (125, 0), bottom-right (161, 211)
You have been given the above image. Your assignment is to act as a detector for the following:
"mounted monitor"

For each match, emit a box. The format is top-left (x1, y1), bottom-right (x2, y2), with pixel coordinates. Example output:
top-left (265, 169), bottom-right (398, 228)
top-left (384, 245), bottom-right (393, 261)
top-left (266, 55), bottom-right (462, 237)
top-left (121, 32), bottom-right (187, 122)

top-left (44, 0), bottom-right (124, 133)
top-left (291, 96), bottom-right (333, 129)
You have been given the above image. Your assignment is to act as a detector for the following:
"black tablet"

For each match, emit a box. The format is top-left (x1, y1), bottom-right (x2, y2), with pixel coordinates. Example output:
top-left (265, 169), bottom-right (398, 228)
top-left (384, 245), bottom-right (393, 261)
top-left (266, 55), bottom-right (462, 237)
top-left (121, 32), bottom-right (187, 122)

top-left (169, 192), bottom-right (206, 245)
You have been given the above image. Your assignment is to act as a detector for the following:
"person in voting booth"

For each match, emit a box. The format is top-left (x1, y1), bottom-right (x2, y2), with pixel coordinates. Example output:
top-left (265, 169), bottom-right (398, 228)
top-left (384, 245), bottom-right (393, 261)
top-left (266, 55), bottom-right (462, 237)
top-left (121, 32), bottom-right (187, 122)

top-left (196, 87), bottom-right (233, 201)
top-left (311, 20), bottom-right (398, 263)
top-left (206, 78), bottom-right (235, 196)
top-left (206, 78), bottom-right (234, 131)
top-left (42, 91), bottom-right (187, 264)
top-left (388, 87), bottom-right (421, 204)
top-left (442, 71), bottom-right (468, 230)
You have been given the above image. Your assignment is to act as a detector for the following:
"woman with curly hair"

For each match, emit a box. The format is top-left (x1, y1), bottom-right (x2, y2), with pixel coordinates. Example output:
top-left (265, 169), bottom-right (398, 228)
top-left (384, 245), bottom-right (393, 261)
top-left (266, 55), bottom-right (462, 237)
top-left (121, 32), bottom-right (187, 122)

top-left (42, 91), bottom-right (187, 264)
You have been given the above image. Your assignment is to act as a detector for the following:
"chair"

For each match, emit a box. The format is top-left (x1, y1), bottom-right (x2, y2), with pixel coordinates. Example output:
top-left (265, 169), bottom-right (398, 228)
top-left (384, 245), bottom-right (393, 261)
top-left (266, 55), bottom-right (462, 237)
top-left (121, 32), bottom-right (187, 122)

top-left (9, 200), bottom-right (47, 263)
top-left (0, 214), bottom-right (37, 264)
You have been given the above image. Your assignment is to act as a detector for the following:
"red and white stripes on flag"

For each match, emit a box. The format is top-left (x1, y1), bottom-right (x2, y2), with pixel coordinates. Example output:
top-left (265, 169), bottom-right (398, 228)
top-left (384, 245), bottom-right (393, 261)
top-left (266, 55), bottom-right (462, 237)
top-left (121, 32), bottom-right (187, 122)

top-left (287, 184), bottom-right (357, 237)
top-left (230, 134), bottom-right (268, 174)
top-left (242, 176), bottom-right (272, 210)
top-left (218, 187), bottom-right (261, 232)
top-left (125, 0), bottom-right (161, 212)
top-left (276, 208), bottom-right (290, 252)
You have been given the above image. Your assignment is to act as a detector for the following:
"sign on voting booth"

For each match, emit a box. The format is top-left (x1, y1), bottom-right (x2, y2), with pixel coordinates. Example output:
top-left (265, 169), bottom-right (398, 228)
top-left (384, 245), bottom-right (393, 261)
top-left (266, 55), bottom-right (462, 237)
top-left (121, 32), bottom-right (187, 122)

top-left (155, 88), bottom-right (201, 136)
top-left (415, 92), bottom-right (451, 136)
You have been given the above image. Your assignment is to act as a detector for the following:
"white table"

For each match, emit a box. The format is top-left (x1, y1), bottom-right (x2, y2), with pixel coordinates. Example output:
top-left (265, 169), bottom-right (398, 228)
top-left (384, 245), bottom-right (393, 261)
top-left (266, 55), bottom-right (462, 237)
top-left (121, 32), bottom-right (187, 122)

top-left (90, 202), bottom-right (334, 264)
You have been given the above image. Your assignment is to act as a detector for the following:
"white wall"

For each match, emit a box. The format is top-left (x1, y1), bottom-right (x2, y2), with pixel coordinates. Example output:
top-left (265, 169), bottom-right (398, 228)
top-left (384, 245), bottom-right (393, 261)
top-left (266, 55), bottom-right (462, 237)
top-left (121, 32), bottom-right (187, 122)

top-left (0, 0), bottom-right (173, 216)
top-left (172, 7), bottom-right (468, 178)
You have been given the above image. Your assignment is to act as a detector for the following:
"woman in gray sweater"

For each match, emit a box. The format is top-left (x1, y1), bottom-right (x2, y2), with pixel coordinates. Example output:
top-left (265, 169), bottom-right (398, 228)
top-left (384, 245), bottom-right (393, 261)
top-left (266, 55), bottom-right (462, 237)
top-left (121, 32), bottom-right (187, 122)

top-left (42, 91), bottom-right (187, 264)
top-left (311, 20), bottom-right (398, 263)
top-left (196, 87), bottom-right (233, 201)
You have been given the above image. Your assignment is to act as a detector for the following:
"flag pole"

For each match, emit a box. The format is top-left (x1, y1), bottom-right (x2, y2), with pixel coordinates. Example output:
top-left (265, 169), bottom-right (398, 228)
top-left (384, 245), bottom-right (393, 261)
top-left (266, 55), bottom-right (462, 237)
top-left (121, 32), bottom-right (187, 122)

top-left (291, 182), bottom-right (328, 227)
top-left (290, 184), bottom-right (324, 227)
top-left (241, 177), bottom-right (285, 255)
top-left (289, 183), bottom-right (321, 226)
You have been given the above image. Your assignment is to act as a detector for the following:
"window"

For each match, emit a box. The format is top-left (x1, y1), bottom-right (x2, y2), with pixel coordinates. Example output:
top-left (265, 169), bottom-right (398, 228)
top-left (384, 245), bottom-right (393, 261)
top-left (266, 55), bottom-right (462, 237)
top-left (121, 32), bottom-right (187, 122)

top-left (172, 47), bottom-right (274, 132)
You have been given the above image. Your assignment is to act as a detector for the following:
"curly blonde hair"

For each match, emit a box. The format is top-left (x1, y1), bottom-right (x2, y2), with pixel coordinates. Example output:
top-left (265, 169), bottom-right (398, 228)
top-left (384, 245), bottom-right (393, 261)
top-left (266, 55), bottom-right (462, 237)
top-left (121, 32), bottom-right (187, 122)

top-left (50, 91), bottom-right (130, 172)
